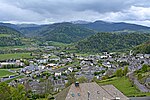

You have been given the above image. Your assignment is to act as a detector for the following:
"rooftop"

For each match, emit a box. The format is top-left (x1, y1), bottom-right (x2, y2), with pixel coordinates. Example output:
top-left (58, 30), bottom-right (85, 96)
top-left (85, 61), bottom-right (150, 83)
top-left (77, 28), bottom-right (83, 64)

top-left (55, 82), bottom-right (129, 100)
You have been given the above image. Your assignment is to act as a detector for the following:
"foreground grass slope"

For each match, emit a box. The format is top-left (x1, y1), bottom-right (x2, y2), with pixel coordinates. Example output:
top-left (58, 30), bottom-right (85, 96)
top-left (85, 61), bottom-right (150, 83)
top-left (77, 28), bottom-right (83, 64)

top-left (98, 77), bottom-right (150, 97)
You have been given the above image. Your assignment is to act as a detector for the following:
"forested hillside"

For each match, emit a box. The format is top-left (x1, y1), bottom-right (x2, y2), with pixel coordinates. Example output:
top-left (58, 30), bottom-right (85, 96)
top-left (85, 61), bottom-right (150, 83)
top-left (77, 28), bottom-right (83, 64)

top-left (1, 21), bottom-right (150, 44)
top-left (76, 32), bottom-right (150, 52)
top-left (0, 26), bottom-right (23, 46)
top-left (133, 41), bottom-right (150, 54)
top-left (20, 22), bottom-right (96, 43)
top-left (0, 21), bottom-right (150, 49)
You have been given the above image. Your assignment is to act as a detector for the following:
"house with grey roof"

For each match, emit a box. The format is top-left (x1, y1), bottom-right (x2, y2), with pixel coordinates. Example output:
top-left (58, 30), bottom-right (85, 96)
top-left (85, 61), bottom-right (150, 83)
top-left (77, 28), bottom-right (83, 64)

top-left (55, 82), bottom-right (129, 100)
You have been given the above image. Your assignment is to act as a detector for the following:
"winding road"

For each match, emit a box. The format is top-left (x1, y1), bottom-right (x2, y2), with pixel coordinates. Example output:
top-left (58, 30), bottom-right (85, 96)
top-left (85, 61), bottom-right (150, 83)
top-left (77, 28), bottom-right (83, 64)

top-left (128, 72), bottom-right (150, 92)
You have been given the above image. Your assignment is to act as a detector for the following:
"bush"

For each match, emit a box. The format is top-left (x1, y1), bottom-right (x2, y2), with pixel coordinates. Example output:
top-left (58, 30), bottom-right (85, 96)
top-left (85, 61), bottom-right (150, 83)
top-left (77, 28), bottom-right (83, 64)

top-left (115, 68), bottom-right (123, 77)
top-left (137, 73), bottom-right (142, 80)
top-left (77, 76), bottom-right (88, 83)
top-left (123, 66), bottom-right (128, 76)
top-left (141, 64), bottom-right (149, 72)
top-left (101, 75), bottom-right (109, 80)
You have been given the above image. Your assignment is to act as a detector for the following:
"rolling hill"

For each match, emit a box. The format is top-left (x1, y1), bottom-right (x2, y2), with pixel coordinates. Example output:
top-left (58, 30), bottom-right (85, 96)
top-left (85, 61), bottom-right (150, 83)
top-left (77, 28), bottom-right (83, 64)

top-left (0, 26), bottom-right (23, 46)
top-left (78, 20), bottom-right (150, 32)
top-left (76, 32), bottom-right (150, 52)
top-left (20, 22), bottom-right (97, 43)
top-left (133, 41), bottom-right (150, 54)
top-left (0, 21), bottom-right (150, 46)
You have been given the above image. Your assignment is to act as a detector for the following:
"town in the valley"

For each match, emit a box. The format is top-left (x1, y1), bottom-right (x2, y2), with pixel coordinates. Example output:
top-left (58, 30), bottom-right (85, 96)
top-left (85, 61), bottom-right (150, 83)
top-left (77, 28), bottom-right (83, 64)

top-left (0, 46), bottom-right (150, 100)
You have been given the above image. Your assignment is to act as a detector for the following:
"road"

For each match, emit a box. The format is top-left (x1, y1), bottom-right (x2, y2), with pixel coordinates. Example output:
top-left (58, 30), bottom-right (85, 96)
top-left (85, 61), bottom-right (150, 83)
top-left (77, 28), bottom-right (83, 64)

top-left (128, 72), bottom-right (150, 92)
top-left (134, 79), bottom-right (150, 92)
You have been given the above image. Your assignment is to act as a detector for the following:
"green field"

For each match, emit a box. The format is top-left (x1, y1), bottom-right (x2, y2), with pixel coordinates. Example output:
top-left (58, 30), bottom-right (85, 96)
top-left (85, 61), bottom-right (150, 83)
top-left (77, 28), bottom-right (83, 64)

top-left (98, 77), bottom-right (150, 97)
top-left (0, 46), bottom-right (27, 50)
top-left (0, 34), bottom-right (11, 37)
top-left (46, 41), bottom-right (69, 47)
top-left (0, 69), bottom-right (15, 77)
top-left (0, 53), bottom-right (33, 60)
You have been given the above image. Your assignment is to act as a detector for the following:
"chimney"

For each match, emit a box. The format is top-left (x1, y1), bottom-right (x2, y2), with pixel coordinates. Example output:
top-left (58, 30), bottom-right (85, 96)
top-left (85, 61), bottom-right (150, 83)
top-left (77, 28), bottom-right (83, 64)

top-left (75, 81), bottom-right (79, 87)
top-left (88, 91), bottom-right (90, 100)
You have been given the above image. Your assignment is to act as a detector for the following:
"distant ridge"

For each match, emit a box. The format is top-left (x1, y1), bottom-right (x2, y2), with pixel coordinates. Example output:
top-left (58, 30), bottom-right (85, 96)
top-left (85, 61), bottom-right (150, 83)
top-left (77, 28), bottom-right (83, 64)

top-left (0, 20), bottom-right (150, 44)
top-left (78, 20), bottom-right (150, 32)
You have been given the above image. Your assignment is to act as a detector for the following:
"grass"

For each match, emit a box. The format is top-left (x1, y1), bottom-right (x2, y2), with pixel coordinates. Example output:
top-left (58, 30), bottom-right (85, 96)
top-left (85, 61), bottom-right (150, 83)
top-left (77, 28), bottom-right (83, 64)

top-left (0, 46), bottom-right (27, 51)
top-left (0, 34), bottom-right (11, 37)
top-left (98, 77), bottom-right (150, 97)
top-left (46, 41), bottom-right (69, 47)
top-left (0, 53), bottom-right (33, 60)
top-left (0, 69), bottom-right (15, 77)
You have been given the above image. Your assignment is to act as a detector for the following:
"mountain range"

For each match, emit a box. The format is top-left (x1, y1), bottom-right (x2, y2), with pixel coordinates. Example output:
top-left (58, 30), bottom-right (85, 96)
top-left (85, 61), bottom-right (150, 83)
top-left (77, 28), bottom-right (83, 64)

top-left (0, 20), bottom-right (150, 52)
top-left (78, 20), bottom-right (150, 32)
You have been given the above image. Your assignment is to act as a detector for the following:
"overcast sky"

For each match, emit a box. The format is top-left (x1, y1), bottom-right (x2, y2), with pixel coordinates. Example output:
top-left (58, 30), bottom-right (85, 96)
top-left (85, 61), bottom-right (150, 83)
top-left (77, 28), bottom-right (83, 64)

top-left (0, 0), bottom-right (150, 26)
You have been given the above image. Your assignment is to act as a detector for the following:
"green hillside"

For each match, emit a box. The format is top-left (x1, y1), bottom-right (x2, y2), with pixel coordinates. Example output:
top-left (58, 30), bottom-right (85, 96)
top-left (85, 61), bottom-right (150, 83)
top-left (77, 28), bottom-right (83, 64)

top-left (0, 26), bottom-right (23, 46)
top-left (76, 32), bottom-right (150, 52)
top-left (133, 41), bottom-right (150, 54)
top-left (21, 22), bottom-right (96, 43)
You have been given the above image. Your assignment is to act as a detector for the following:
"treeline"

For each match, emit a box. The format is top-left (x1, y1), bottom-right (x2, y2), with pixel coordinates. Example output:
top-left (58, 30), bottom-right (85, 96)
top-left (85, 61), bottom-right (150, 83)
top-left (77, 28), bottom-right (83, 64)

top-left (1, 64), bottom-right (23, 69)
top-left (0, 82), bottom-right (53, 100)
top-left (0, 26), bottom-right (23, 46)
top-left (0, 82), bottom-right (27, 100)
top-left (133, 41), bottom-right (150, 54)
top-left (76, 32), bottom-right (150, 53)
top-left (21, 23), bottom-right (96, 43)
top-left (0, 37), bottom-right (23, 46)
top-left (0, 26), bottom-right (22, 37)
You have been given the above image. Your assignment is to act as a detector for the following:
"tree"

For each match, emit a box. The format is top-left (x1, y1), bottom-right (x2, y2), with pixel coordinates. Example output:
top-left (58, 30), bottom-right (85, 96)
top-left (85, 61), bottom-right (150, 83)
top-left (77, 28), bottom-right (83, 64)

top-left (123, 66), bottom-right (128, 76)
top-left (47, 94), bottom-right (54, 100)
top-left (0, 82), bottom-right (12, 99)
top-left (0, 82), bottom-right (27, 100)
top-left (115, 68), bottom-right (123, 77)
top-left (141, 64), bottom-right (149, 72)
top-left (44, 79), bottom-right (53, 94)
top-left (101, 75), bottom-right (109, 80)
top-left (11, 84), bottom-right (27, 100)
top-left (24, 60), bottom-right (29, 66)
top-left (137, 73), bottom-right (142, 80)
top-left (92, 77), bottom-right (99, 82)
top-left (77, 76), bottom-right (88, 83)
top-left (65, 73), bottom-right (76, 87)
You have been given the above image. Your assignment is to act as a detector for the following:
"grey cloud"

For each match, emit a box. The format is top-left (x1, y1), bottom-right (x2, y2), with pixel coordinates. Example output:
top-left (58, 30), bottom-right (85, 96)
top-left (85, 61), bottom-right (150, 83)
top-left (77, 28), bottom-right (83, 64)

top-left (1, 0), bottom-right (136, 13)
top-left (0, 0), bottom-right (150, 26)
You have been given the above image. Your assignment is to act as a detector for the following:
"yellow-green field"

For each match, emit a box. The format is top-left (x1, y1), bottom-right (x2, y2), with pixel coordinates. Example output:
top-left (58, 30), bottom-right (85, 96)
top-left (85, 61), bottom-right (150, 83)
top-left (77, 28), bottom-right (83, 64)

top-left (0, 53), bottom-right (33, 60)
top-left (0, 34), bottom-right (11, 37)
top-left (0, 69), bottom-right (15, 77)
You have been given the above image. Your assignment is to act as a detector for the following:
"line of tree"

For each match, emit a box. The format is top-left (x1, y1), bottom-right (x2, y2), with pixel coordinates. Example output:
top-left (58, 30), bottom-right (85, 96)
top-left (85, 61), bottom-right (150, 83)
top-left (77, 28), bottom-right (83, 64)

top-left (1, 64), bottom-right (23, 69)
top-left (115, 66), bottom-right (129, 77)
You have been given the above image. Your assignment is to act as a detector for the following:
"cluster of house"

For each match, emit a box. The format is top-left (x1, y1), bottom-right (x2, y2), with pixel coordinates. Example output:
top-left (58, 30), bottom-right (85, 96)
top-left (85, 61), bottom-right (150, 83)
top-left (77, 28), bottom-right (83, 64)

top-left (0, 51), bottom-right (150, 94)
top-left (0, 59), bottom-right (24, 68)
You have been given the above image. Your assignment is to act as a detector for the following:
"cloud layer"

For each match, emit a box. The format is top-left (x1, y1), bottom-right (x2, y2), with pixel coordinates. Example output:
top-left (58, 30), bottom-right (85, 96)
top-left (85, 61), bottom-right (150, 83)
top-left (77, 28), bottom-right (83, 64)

top-left (0, 0), bottom-right (150, 26)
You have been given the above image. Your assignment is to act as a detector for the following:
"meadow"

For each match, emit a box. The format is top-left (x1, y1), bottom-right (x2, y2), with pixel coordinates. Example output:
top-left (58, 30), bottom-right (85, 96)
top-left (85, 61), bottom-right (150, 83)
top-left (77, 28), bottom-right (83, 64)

top-left (0, 53), bottom-right (33, 60)
top-left (98, 77), bottom-right (150, 97)
top-left (0, 69), bottom-right (15, 77)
